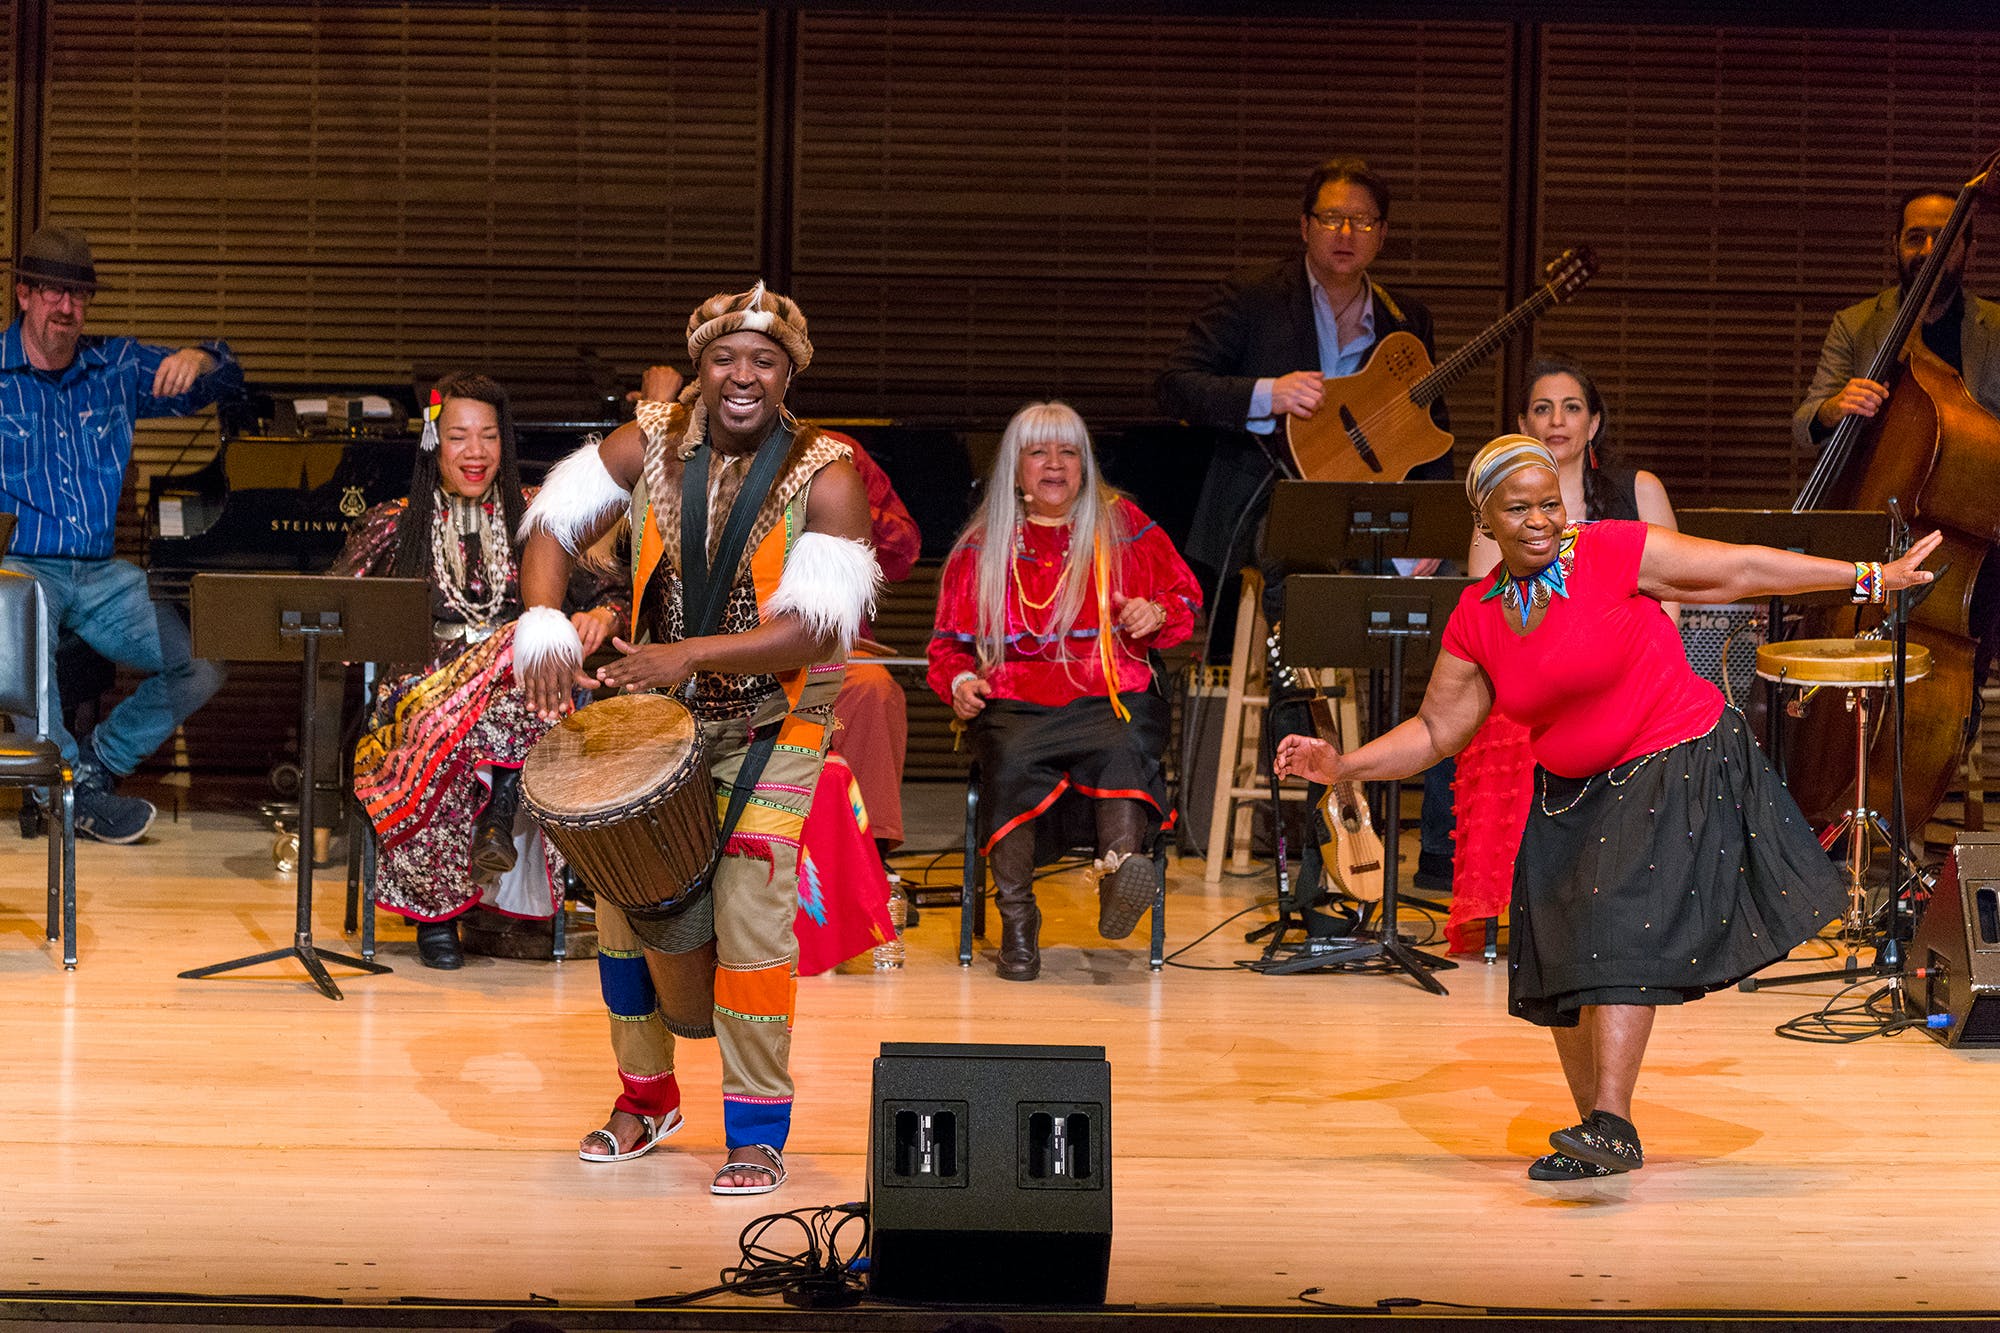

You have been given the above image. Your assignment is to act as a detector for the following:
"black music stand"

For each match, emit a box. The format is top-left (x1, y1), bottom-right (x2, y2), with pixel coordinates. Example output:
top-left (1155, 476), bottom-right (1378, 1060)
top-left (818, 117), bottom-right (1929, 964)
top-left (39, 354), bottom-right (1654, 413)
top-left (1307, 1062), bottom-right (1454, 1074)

top-left (1267, 481), bottom-right (1472, 574)
top-left (181, 574), bottom-right (432, 1000)
top-left (1270, 574), bottom-right (1477, 992)
top-left (1255, 484), bottom-right (1472, 955)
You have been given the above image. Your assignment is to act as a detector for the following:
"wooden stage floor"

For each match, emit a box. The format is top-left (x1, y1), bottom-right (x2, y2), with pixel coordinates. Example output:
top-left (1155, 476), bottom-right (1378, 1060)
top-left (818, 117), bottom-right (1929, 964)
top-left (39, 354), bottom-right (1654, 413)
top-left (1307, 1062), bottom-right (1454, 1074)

top-left (2, 806), bottom-right (1998, 1322)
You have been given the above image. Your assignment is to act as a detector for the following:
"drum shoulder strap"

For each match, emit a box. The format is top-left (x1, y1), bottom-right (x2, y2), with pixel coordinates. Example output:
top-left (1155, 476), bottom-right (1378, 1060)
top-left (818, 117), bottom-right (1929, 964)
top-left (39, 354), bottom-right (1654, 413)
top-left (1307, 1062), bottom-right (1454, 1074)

top-left (707, 722), bottom-right (781, 879)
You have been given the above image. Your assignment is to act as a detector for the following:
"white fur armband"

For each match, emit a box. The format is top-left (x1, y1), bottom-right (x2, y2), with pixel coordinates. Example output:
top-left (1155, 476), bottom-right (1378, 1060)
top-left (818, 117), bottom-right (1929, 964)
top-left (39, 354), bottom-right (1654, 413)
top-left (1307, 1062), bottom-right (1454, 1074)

top-left (518, 441), bottom-right (631, 555)
top-left (512, 605), bottom-right (584, 677)
top-left (762, 532), bottom-right (881, 655)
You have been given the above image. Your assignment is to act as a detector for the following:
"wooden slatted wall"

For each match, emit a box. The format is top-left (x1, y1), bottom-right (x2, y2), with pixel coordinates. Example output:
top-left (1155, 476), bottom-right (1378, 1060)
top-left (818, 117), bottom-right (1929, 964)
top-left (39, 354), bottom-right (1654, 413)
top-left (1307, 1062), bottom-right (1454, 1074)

top-left (792, 14), bottom-right (1517, 438)
top-left (1, 0), bottom-right (14, 255)
top-left (39, 1), bottom-right (767, 773)
top-left (21, 6), bottom-right (2000, 783)
top-left (1534, 24), bottom-right (2000, 506)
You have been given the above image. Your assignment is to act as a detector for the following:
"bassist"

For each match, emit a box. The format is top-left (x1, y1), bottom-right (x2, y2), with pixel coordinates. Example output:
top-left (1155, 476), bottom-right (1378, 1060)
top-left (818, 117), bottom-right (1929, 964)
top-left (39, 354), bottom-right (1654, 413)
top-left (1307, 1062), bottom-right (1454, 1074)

top-left (1793, 188), bottom-right (2000, 706)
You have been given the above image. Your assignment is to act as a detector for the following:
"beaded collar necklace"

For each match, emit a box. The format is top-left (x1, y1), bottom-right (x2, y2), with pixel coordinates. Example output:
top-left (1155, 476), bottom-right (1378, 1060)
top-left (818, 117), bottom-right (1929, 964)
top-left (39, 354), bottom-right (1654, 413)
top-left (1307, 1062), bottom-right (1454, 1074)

top-left (1481, 524), bottom-right (1580, 623)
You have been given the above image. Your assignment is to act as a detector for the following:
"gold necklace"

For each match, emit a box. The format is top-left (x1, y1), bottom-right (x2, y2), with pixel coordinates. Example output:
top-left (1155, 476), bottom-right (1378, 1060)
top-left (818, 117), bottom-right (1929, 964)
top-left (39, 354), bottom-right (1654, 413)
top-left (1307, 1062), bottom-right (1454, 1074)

top-left (1011, 522), bottom-right (1067, 619)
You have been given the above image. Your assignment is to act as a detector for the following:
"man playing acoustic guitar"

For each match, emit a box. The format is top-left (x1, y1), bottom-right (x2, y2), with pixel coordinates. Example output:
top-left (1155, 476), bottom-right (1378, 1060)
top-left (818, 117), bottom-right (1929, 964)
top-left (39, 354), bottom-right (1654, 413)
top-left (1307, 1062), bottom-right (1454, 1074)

top-left (1156, 156), bottom-right (1456, 901)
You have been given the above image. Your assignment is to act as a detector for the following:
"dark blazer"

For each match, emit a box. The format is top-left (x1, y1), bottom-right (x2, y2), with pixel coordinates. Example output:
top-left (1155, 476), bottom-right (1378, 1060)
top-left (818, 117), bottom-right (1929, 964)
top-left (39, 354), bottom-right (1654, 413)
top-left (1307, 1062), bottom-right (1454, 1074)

top-left (1793, 285), bottom-right (2000, 452)
top-left (1154, 256), bottom-right (1448, 581)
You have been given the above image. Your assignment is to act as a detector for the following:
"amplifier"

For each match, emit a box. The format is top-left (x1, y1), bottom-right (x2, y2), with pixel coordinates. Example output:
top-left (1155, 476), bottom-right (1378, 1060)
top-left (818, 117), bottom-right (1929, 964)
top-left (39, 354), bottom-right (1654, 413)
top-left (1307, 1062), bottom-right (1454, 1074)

top-left (868, 1042), bottom-right (1111, 1305)
top-left (1679, 601), bottom-right (1767, 706)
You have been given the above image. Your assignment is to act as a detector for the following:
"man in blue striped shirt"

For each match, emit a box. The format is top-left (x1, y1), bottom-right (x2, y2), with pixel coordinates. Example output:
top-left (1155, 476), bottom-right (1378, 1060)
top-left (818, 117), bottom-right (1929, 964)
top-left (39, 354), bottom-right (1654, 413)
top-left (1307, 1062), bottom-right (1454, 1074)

top-left (2, 226), bottom-right (241, 842)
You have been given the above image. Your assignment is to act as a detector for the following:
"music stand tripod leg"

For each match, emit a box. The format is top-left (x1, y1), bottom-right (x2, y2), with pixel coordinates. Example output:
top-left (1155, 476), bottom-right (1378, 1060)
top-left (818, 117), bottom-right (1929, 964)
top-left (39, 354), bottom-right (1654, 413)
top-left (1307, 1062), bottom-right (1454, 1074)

top-left (178, 624), bottom-right (392, 1000)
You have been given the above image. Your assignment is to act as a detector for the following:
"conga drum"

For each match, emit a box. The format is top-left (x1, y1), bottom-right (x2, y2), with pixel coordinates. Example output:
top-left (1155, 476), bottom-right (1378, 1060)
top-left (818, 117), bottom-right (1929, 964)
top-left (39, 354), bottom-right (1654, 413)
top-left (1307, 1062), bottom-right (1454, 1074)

top-left (522, 694), bottom-right (720, 996)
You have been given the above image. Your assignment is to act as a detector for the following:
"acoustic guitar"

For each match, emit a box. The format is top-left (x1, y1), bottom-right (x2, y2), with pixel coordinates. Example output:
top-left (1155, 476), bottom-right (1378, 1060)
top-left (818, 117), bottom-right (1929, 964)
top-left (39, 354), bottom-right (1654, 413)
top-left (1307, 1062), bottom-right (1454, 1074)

top-left (1304, 668), bottom-right (1386, 905)
top-left (1284, 246), bottom-right (1598, 483)
top-left (1270, 623), bottom-right (1387, 904)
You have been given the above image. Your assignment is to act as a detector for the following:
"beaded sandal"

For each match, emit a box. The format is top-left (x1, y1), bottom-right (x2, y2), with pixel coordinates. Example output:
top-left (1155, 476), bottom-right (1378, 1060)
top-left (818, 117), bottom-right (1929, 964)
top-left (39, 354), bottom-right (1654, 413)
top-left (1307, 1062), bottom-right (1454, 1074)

top-left (712, 1143), bottom-right (787, 1196)
top-left (577, 1108), bottom-right (682, 1164)
top-left (1548, 1111), bottom-right (1644, 1173)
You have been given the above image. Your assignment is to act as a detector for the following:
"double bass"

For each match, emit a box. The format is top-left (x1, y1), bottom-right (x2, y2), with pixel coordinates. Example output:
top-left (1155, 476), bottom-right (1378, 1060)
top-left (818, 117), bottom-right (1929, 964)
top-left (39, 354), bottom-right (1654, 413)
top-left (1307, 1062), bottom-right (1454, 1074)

top-left (1786, 149), bottom-right (2000, 830)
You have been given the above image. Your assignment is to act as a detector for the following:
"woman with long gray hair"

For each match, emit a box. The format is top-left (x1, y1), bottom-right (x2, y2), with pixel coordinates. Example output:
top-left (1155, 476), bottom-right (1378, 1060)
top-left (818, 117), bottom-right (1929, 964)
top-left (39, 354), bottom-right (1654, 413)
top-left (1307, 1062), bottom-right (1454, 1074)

top-left (927, 401), bottom-right (1203, 980)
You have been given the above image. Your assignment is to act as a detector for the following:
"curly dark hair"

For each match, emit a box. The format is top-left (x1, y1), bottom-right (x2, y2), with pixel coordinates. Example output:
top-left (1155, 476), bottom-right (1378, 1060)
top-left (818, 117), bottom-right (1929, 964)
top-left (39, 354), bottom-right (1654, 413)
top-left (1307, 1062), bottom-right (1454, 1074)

top-left (388, 371), bottom-right (528, 581)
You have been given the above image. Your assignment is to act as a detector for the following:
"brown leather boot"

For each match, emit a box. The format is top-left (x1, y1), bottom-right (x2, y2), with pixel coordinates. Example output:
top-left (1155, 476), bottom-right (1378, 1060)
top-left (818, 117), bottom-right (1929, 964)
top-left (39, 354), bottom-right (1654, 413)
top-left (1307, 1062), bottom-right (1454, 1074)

top-left (989, 827), bottom-right (1041, 981)
top-left (1093, 798), bottom-right (1157, 940)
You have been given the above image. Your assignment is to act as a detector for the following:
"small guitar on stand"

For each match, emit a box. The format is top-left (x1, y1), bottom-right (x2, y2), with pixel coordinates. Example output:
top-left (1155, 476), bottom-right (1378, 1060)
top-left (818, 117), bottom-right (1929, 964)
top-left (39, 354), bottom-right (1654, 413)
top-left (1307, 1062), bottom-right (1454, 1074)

top-left (1285, 246), bottom-right (1598, 483)
top-left (1303, 667), bottom-right (1386, 905)
top-left (1269, 628), bottom-right (1385, 905)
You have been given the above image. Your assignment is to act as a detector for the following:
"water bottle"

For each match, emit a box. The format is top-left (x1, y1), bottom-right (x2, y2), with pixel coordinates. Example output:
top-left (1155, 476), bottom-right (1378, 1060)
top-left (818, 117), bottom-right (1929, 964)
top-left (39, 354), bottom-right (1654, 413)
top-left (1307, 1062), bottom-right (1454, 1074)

top-left (873, 874), bottom-right (908, 970)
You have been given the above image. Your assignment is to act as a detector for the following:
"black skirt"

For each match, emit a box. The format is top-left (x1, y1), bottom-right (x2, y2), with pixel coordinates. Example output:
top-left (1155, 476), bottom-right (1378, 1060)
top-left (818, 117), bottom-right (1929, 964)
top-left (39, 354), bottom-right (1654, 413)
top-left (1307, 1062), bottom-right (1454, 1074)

top-left (970, 691), bottom-right (1171, 853)
top-left (1508, 712), bottom-right (1844, 1027)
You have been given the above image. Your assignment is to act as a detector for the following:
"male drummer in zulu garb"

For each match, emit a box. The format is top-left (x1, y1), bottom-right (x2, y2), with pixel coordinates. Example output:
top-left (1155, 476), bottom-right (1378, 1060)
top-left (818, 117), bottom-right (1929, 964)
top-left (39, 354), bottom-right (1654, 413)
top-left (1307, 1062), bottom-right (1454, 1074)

top-left (516, 283), bottom-right (877, 1196)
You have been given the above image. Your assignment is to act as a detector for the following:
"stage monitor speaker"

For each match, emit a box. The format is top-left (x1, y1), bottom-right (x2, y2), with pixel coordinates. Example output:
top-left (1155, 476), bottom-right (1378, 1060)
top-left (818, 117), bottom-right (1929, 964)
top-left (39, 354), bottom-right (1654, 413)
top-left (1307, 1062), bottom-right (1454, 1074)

top-left (1905, 834), bottom-right (2000, 1047)
top-left (868, 1042), bottom-right (1111, 1306)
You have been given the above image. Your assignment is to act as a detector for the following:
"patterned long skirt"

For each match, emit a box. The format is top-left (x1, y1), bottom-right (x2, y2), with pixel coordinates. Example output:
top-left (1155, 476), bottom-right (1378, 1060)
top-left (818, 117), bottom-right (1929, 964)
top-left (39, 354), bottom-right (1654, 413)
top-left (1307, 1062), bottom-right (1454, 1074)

top-left (353, 624), bottom-right (561, 922)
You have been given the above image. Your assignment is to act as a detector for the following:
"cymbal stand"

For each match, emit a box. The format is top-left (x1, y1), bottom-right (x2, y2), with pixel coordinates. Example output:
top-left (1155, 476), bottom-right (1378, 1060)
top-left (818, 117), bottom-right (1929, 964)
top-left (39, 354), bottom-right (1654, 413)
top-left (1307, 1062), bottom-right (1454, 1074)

top-left (1744, 506), bottom-right (1924, 994)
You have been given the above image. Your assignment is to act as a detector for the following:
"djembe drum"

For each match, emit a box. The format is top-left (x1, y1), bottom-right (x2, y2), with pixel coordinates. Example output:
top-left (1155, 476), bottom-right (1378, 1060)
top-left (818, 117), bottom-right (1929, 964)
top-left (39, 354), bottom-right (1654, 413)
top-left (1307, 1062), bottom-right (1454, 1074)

top-left (522, 693), bottom-right (722, 1036)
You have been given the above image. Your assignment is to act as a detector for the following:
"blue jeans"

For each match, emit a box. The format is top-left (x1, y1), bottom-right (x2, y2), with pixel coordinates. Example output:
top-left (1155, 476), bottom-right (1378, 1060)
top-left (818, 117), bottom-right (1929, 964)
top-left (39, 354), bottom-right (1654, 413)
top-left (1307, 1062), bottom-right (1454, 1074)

top-left (2, 556), bottom-right (226, 774)
top-left (1420, 754), bottom-right (1456, 861)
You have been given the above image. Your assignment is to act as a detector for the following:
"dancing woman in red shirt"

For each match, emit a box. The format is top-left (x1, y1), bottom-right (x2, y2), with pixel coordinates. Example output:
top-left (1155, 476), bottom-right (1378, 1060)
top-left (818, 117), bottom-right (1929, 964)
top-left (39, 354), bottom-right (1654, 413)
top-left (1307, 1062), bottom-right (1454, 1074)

top-left (1278, 436), bottom-right (1939, 1180)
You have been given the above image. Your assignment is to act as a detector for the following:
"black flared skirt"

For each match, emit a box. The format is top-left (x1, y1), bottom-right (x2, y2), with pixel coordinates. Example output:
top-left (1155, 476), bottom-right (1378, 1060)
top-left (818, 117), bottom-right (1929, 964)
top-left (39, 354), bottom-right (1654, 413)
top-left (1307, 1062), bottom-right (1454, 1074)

top-left (1508, 711), bottom-right (1844, 1027)
top-left (970, 691), bottom-right (1170, 853)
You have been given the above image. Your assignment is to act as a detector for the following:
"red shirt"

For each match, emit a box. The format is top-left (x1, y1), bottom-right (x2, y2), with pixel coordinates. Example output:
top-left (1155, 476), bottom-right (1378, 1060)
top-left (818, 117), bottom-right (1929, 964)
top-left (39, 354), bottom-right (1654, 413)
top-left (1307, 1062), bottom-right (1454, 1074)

top-left (1441, 520), bottom-right (1719, 779)
top-left (927, 497), bottom-right (1202, 708)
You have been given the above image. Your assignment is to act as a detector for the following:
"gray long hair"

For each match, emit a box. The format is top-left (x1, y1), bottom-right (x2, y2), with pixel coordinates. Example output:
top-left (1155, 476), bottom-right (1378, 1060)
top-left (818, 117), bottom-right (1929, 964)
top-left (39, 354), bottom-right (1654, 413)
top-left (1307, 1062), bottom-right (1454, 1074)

top-left (955, 401), bottom-right (1127, 671)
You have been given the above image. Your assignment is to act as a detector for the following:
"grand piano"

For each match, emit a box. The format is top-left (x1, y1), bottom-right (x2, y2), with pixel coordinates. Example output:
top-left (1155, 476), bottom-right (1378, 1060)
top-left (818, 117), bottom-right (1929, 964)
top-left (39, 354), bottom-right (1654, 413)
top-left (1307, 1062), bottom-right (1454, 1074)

top-left (146, 378), bottom-right (628, 594)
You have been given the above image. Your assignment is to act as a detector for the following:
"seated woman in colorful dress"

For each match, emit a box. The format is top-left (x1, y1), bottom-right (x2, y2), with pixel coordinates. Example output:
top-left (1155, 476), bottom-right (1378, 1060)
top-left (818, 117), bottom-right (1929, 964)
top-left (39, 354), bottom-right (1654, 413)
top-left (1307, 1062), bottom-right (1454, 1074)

top-left (332, 372), bottom-right (624, 969)
top-left (927, 401), bottom-right (1203, 981)
top-left (1446, 356), bottom-right (1680, 955)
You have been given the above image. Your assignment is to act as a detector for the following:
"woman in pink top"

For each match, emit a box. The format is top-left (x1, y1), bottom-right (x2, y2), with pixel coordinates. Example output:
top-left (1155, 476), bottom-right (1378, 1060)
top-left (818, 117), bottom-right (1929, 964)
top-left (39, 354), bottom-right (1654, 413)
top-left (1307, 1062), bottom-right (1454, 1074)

top-left (1278, 435), bottom-right (1940, 1181)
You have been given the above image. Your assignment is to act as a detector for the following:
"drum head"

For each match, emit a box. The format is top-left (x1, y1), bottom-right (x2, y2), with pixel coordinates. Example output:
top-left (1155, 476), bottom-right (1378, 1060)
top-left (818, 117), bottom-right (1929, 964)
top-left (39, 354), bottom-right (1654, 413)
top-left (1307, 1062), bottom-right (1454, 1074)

top-left (522, 693), bottom-right (702, 820)
top-left (1754, 637), bottom-right (1932, 687)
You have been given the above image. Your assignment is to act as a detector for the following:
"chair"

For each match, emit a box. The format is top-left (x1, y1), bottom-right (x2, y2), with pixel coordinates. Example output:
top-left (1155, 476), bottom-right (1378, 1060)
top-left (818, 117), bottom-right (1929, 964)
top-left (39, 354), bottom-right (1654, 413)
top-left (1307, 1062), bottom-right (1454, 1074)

top-left (0, 570), bottom-right (78, 968)
top-left (957, 762), bottom-right (1170, 972)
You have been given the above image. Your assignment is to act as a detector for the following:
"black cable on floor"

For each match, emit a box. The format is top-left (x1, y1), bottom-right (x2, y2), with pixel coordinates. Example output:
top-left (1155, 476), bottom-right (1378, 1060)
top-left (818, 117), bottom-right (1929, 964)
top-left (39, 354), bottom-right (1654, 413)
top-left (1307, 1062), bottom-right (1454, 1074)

top-left (637, 1201), bottom-right (870, 1308)
top-left (1160, 893), bottom-right (1279, 971)
top-left (1773, 977), bottom-right (1930, 1043)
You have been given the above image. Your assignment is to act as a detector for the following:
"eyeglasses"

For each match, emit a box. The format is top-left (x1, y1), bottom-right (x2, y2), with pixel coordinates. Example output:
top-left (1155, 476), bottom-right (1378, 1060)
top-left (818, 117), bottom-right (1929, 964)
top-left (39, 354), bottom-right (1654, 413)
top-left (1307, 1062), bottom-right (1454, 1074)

top-left (28, 283), bottom-right (92, 307)
top-left (1309, 211), bottom-right (1382, 235)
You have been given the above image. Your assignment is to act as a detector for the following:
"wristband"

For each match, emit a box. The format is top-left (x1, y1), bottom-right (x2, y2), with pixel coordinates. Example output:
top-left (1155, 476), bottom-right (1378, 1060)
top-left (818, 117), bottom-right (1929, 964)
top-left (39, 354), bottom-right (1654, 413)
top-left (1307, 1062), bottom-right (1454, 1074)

top-left (950, 671), bottom-right (978, 696)
top-left (1851, 560), bottom-right (1884, 605)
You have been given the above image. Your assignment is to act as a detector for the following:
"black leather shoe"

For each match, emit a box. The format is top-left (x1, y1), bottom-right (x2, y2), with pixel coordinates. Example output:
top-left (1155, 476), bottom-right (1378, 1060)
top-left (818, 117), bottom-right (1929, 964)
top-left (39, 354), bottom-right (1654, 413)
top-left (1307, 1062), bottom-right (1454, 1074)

top-left (1528, 1151), bottom-right (1614, 1181)
top-left (1549, 1111), bottom-right (1644, 1174)
top-left (417, 918), bottom-right (464, 970)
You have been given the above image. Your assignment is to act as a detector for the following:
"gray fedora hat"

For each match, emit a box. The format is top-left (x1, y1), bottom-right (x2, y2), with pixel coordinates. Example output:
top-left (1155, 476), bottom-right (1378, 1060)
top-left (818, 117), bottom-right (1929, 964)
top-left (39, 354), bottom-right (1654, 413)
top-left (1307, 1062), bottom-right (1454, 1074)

top-left (11, 226), bottom-right (100, 293)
